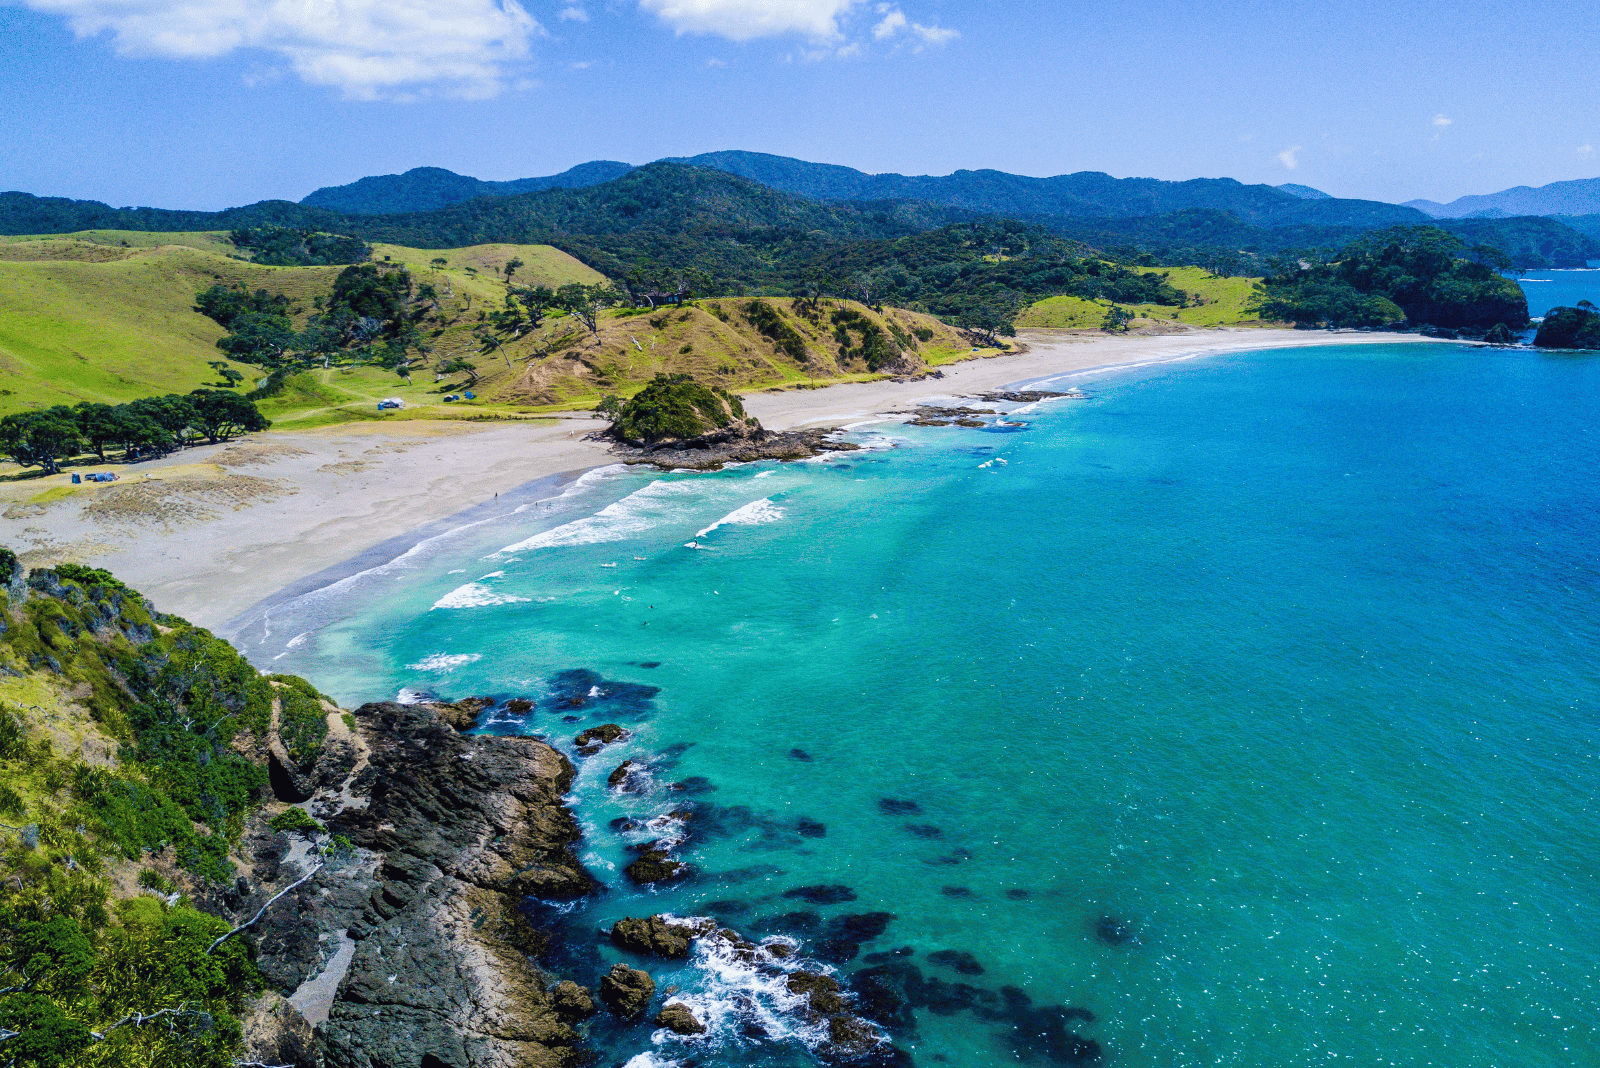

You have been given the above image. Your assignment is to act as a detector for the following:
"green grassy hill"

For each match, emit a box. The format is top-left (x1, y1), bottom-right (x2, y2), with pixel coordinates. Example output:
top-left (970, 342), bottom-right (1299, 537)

top-left (0, 233), bottom-right (602, 419)
top-left (0, 231), bottom-right (995, 430)
top-left (1016, 266), bottom-right (1264, 329)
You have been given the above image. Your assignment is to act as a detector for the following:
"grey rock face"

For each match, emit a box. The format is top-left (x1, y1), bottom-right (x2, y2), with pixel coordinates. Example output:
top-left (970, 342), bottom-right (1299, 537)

top-left (599, 963), bottom-right (656, 1019)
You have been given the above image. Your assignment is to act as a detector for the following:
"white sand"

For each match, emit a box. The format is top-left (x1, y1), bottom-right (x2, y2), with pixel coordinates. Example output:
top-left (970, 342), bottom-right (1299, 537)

top-left (0, 327), bottom-right (1435, 632)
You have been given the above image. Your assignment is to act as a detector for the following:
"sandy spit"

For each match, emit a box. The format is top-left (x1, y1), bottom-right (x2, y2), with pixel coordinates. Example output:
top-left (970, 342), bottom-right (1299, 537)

top-left (0, 328), bottom-right (1435, 632)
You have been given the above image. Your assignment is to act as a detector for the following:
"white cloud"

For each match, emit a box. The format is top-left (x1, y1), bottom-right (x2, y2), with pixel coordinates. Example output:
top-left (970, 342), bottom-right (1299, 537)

top-left (22, 0), bottom-right (545, 99)
top-left (1277, 145), bottom-right (1302, 170)
top-left (872, 4), bottom-right (954, 47)
top-left (639, 0), bottom-right (860, 40)
top-left (559, 4), bottom-right (589, 20)
top-left (1432, 114), bottom-right (1452, 127)
top-left (1578, 144), bottom-right (1595, 159)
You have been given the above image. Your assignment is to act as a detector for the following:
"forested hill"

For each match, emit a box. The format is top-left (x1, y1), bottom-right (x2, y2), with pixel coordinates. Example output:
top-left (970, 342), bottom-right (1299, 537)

top-left (4, 161), bottom-right (1598, 270)
top-left (300, 161), bottom-right (635, 215)
top-left (665, 150), bottom-right (1427, 229)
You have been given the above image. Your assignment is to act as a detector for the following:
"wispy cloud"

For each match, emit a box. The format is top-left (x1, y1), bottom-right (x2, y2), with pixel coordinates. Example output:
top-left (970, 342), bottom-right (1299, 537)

top-left (1277, 145), bottom-right (1302, 170)
top-left (1432, 114), bottom-right (1452, 127)
top-left (872, 4), bottom-right (956, 47)
top-left (559, 5), bottom-right (589, 20)
top-left (639, 0), bottom-right (861, 41)
top-left (1578, 144), bottom-right (1595, 159)
top-left (21, 0), bottom-right (545, 99)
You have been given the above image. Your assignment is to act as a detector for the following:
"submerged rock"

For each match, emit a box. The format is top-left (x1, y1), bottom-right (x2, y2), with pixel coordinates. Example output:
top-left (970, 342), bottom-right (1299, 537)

top-left (654, 1001), bottom-right (707, 1035)
top-left (927, 949), bottom-right (984, 975)
top-left (607, 759), bottom-right (645, 790)
top-left (1094, 915), bottom-right (1138, 946)
top-left (600, 963), bottom-right (656, 1019)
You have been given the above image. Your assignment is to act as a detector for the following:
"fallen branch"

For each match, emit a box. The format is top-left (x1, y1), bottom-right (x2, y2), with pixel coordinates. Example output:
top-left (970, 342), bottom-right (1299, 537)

top-left (206, 864), bottom-right (323, 955)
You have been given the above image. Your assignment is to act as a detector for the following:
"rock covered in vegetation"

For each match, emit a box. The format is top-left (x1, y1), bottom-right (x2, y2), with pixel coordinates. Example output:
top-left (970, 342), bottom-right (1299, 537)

top-left (1533, 304), bottom-right (1600, 349)
top-left (601, 372), bottom-right (762, 447)
top-left (625, 843), bottom-right (690, 884)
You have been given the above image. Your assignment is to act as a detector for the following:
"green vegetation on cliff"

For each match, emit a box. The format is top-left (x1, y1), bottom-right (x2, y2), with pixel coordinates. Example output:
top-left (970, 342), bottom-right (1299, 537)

top-left (598, 372), bottom-right (753, 445)
top-left (1533, 303), bottom-right (1600, 349)
top-left (1249, 226), bottom-right (1528, 329)
top-left (0, 558), bottom-right (333, 1066)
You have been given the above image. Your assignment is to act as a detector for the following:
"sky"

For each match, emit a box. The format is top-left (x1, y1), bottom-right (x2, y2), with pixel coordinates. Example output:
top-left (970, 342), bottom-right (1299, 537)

top-left (1, 0), bottom-right (1597, 211)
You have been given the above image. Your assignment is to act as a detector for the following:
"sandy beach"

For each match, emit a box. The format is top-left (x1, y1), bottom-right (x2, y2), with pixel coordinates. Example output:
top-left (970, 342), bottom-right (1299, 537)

top-left (0, 327), bottom-right (1436, 631)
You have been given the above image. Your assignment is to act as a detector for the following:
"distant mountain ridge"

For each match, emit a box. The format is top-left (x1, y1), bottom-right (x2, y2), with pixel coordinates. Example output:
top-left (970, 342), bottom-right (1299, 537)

top-left (300, 161), bottom-right (634, 214)
top-left (1405, 176), bottom-right (1600, 219)
top-left (663, 151), bottom-right (1423, 229)
top-left (293, 150), bottom-right (1425, 230)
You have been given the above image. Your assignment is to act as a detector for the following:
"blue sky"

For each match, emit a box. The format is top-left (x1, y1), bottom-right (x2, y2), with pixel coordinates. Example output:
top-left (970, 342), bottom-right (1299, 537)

top-left (1, 0), bottom-right (1596, 210)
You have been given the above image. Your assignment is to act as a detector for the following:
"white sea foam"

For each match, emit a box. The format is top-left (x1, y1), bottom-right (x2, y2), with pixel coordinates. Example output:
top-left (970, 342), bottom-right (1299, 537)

top-left (431, 582), bottom-right (532, 610)
top-left (754, 469), bottom-right (775, 478)
top-left (695, 497), bottom-right (785, 539)
top-left (395, 688), bottom-right (431, 705)
top-left (495, 479), bottom-right (705, 554)
top-left (407, 652), bottom-right (483, 671)
top-left (622, 1055), bottom-right (680, 1068)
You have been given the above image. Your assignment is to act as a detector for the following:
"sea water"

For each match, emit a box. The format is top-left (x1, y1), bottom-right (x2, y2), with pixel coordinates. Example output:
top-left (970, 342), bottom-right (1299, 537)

top-left (1515, 269), bottom-right (1600, 318)
top-left (238, 342), bottom-right (1600, 1068)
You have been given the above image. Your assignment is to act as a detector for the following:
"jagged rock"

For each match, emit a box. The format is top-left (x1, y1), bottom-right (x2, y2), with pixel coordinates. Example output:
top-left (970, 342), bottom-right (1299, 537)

top-left (824, 1014), bottom-right (883, 1058)
top-left (574, 723), bottom-right (629, 753)
top-left (243, 701), bottom-right (601, 1068)
top-left (611, 915), bottom-right (713, 959)
top-left (430, 695), bottom-right (494, 730)
top-left (504, 698), bottom-right (535, 714)
top-left (600, 963), bottom-right (656, 1019)
top-left (655, 1002), bottom-right (707, 1035)
top-left (239, 993), bottom-right (316, 1068)
top-left (624, 846), bottom-right (688, 884)
top-left (550, 981), bottom-right (596, 1021)
top-left (787, 971), bottom-right (846, 1016)
top-left (607, 759), bottom-right (644, 790)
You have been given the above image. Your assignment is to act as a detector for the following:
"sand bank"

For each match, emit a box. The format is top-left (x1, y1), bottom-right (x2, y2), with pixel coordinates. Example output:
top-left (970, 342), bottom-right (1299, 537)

top-left (0, 328), bottom-right (1436, 632)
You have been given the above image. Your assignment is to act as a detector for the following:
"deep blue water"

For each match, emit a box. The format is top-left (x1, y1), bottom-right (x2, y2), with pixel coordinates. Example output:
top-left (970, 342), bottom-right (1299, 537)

top-left (242, 342), bottom-right (1600, 1068)
top-left (1515, 269), bottom-right (1600, 318)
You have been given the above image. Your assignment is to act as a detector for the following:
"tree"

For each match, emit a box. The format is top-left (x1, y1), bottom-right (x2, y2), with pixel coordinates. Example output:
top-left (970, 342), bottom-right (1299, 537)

top-left (214, 312), bottom-right (295, 365)
top-left (438, 358), bottom-right (479, 386)
top-left (555, 283), bottom-right (611, 335)
top-left (71, 403), bottom-right (128, 462)
top-left (0, 410), bottom-right (83, 474)
top-left (187, 391), bottom-right (270, 445)
top-left (430, 257), bottom-right (448, 268)
top-left (503, 257), bottom-right (524, 284)
top-left (206, 361), bottom-right (244, 387)
top-left (1100, 305), bottom-right (1134, 333)
top-left (124, 395), bottom-right (200, 451)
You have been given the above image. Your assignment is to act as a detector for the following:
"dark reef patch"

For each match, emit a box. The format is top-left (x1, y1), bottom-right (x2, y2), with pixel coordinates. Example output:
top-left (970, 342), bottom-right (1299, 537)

top-left (783, 884), bottom-right (857, 905)
top-left (545, 668), bottom-right (660, 720)
top-left (789, 747), bottom-right (814, 761)
top-left (1094, 915), bottom-right (1138, 947)
top-left (927, 950), bottom-right (984, 976)
top-left (941, 886), bottom-right (973, 898)
top-left (638, 661), bottom-right (662, 668)
top-left (903, 823), bottom-right (944, 839)
top-left (878, 798), bottom-right (923, 816)
top-left (1006, 888), bottom-right (1033, 900)
top-left (796, 818), bottom-right (828, 838)
top-left (670, 775), bottom-right (717, 795)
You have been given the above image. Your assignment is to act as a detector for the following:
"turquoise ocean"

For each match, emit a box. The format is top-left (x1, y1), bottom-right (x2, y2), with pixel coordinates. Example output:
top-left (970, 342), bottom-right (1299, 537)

top-left (1516, 269), bottom-right (1600, 319)
top-left (235, 340), bottom-right (1599, 1068)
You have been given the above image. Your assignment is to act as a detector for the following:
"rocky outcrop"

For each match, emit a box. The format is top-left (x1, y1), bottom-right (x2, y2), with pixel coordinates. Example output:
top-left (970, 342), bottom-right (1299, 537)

top-left (655, 1002), bottom-right (707, 1035)
top-left (574, 723), bottom-right (629, 753)
top-left (610, 914), bottom-right (713, 959)
top-left (624, 844), bottom-right (689, 884)
top-left (613, 428), bottom-right (860, 472)
top-left (599, 963), bottom-right (656, 1019)
top-left (242, 701), bottom-right (602, 1068)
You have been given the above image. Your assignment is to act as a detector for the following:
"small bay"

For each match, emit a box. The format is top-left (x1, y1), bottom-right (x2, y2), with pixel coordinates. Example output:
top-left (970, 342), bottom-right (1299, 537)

top-left (250, 342), bottom-right (1600, 1068)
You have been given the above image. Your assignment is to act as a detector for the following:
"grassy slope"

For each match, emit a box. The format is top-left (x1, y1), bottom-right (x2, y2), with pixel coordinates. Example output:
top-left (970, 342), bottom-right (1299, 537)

top-left (0, 230), bottom-right (1000, 428)
top-left (1016, 266), bottom-right (1265, 329)
top-left (0, 234), bottom-right (603, 419)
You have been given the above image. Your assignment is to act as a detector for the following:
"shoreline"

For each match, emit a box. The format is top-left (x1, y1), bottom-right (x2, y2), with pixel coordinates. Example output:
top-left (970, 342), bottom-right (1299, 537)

top-left (0, 328), bottom-right (1441, 632)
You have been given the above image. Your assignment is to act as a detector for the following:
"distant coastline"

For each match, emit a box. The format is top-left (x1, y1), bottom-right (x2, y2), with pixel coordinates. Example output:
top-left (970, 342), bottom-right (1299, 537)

top-left (0, 328), bottom-right (1439, 633)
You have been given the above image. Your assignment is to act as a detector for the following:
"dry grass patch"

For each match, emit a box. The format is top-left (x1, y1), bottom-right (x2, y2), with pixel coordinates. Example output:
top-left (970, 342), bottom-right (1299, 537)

top-left (214, 441), bottom-right (313, 467)
top-left (83, 473), bottom-right (296, 525)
